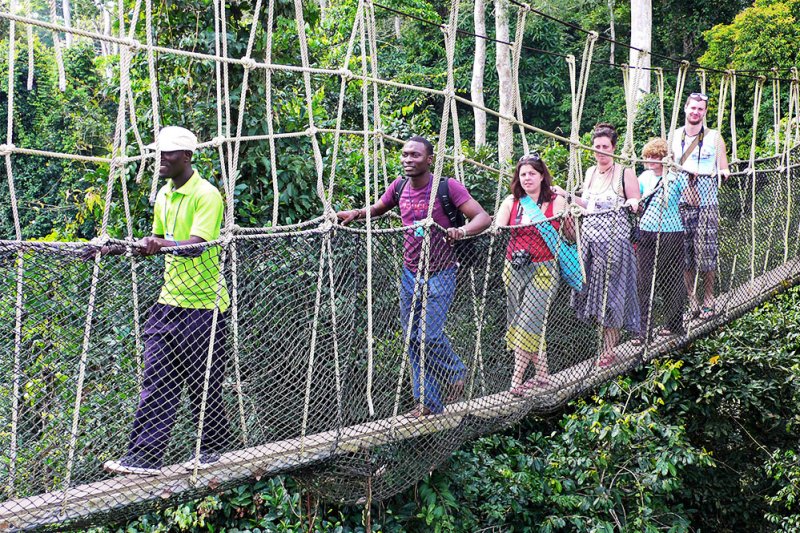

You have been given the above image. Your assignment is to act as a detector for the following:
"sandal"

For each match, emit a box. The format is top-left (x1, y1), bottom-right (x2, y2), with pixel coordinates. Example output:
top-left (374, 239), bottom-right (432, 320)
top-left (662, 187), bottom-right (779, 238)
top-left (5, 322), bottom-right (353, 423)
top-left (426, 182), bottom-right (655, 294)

top-left (631, 337), bottom-right (645, 347)
top-left (657, 328), bottom-right (674, 337)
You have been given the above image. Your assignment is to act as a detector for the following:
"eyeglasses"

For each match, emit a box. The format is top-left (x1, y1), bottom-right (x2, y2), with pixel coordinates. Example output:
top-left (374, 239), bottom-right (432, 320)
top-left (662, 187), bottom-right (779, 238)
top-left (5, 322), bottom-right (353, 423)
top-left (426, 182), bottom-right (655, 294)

top-left (518, 152), bottom-right (541, 162)
top-left (689, 92), bottom-right (709, 101)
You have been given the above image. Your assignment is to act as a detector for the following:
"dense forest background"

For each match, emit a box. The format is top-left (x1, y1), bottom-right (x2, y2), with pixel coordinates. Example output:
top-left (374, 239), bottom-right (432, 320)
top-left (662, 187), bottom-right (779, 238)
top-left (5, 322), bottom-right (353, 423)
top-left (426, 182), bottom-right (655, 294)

top-left (2, 0), bottom-right (800, 530)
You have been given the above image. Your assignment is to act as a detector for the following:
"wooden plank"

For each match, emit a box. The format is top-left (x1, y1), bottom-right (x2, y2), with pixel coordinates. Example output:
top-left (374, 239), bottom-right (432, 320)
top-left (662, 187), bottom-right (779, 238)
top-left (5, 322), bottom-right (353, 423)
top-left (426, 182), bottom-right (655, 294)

top-left (2, 258), bottom-right (800, 532)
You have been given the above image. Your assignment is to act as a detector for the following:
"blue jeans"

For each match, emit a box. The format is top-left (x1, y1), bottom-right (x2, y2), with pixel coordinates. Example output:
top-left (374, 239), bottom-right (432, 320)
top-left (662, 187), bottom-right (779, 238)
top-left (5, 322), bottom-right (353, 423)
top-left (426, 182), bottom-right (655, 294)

top-left (400, 266), bottom-right (466, 413)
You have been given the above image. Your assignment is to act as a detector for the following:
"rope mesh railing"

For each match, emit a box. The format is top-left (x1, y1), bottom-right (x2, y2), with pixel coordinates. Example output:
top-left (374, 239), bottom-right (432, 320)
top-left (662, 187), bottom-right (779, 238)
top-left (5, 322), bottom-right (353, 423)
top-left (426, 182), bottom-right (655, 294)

top-left (2, 0), bottom-right (800, 531)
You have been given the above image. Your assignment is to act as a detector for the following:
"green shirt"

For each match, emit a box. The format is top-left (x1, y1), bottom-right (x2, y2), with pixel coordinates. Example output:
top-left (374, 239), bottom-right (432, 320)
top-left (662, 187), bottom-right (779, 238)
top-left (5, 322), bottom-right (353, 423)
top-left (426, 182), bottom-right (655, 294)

top-left (152, 170), bottom-right (230, 312)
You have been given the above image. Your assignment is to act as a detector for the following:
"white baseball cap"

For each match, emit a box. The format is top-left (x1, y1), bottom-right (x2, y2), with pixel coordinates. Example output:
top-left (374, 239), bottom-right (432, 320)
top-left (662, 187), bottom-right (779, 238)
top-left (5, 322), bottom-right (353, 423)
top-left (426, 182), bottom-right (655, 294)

top-left (146, 126), bottom-right (198, 152)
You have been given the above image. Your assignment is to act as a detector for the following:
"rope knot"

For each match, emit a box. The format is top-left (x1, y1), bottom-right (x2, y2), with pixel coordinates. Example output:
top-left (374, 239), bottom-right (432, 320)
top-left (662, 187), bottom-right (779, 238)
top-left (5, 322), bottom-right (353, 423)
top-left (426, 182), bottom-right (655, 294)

top-left (0, 143), bottom-right (14, 156)
top-left (588, 30), bottom-right (599, 41)
top-left (340, 68), bottom-right (353, 80)
top-left (124, 38), bottom-right (141, 51)
top-left (241, 56), bottom-right (257, 70)
top-left (89, 235), bottom-right (111, 247)
top-left (211, 136), bottom-right (226, 147)
top-left (306, 126), bottom-right (318, 137)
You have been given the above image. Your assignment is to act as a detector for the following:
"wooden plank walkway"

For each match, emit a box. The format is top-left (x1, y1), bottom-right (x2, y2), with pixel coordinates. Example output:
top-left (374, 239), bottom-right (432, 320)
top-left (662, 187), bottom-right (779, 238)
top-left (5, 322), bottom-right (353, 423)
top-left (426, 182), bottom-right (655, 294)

top-left (2, 258), bottom-right (799, 532)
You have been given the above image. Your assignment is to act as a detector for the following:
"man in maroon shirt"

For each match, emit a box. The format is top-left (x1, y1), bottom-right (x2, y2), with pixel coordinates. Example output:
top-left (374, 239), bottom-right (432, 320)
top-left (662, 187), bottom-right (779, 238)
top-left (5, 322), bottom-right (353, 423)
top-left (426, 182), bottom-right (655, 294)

top-left (338, 136), bottom-right (490, 416)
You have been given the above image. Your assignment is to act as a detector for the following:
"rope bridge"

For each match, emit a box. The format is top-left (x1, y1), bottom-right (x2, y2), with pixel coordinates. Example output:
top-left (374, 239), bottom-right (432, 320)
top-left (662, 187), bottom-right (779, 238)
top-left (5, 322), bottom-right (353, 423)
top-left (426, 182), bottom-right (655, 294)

top-left (2, 0), bottom-right (800, 531)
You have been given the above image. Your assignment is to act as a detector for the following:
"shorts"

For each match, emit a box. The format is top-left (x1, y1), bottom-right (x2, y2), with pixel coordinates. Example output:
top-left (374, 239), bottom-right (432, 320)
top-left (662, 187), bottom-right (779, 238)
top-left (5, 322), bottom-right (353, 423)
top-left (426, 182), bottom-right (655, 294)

top-left (679, 204), bottom-right (719, 273)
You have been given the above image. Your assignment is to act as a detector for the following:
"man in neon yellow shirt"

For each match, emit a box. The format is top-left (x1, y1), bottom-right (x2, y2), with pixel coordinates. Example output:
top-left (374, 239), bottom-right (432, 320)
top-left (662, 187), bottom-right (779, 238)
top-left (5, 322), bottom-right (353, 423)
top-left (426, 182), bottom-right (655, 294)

top-left (95, 126), bottom-right (231, 475)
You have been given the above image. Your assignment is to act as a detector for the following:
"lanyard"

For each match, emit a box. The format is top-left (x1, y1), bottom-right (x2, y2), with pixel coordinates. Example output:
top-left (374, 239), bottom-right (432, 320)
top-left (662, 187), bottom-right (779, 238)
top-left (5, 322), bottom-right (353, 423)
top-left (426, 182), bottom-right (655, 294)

top-left (164, 194), bottom-right (185, 238)
top-left (407, 176), bottom-right (433, 225)
top-left (681, 126), bottom-right (704, 167)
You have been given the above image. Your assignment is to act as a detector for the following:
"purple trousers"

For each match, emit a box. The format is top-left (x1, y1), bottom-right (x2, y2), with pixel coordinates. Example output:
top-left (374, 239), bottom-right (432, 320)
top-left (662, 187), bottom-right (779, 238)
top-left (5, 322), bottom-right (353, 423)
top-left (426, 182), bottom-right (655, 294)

top-left (127, 303), bottom-right (231, 466)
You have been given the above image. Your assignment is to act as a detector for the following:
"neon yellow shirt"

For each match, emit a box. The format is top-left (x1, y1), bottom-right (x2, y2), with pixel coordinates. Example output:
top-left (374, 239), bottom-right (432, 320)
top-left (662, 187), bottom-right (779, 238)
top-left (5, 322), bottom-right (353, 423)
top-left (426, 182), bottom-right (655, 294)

top-left (152, 171), bottom-right (230, 312)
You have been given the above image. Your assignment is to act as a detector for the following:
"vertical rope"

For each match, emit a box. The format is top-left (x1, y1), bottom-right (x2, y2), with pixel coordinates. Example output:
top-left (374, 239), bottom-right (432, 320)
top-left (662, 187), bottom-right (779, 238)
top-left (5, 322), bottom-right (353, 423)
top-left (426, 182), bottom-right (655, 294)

top-left (784, 71), bottom-right (799, 262)
top-left (621, 51), bottom-right (647, 161)
top-left (189, 244), bottom-right (230, 480)
top-left (655, 67), bottom-right (666, 139)
top-left (716, 72), bottom-right (730, 134)
top-left (748, 77), bottom-right (766, 284)
top-left (5, 4), bottom-right (24, 497)
top-left (300, 237), bottom-right (328, 450)
top-left (773, 71), bottom-right (781, 156)
top-left (293, 0), bottom-right (328, 213)
top-left (567, 32), bottom-right (599, 191)
top-left (729, 71), bottom-right (738, 162)
top-left (510, 6), bottom-right (529, 155)
top-left (261, 1), bottom-right (279, 225)
top-left (145, 0), bottom-right (162, 203)
top-left (666, 62), bottom-right (690, 159)
top-left (62, 35), bottom-right (134, 503)
top-left (357, 1), bottom-right (375, 416)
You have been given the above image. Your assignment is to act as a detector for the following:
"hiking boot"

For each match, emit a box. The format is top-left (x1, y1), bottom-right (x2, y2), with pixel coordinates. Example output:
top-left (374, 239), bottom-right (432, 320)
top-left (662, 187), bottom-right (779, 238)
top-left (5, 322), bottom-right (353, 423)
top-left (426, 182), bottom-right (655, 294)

top-left (182, 451), bottom-right (222, 471)
top-left (104, 455), bottom-right (161, 476)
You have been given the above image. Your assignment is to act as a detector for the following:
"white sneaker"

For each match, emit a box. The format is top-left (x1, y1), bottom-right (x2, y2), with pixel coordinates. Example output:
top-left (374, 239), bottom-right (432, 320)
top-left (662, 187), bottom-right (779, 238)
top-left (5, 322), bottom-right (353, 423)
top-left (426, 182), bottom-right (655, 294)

top-left (182, 451), bottom-right (221, 471)
top-left (103, 456), bottom-right (161, 476)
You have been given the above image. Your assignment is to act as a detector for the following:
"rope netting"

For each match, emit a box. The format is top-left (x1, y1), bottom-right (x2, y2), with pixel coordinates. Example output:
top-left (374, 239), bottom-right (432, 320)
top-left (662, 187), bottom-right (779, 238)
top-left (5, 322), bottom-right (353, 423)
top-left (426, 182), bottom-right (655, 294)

top-left (1, 0), bottom-right (800, 531)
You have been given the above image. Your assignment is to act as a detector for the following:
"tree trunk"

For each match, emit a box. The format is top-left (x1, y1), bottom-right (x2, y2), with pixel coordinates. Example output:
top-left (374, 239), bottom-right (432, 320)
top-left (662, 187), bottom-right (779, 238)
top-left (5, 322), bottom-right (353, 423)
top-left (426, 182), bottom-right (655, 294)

top-left (629, 0), bottom-right (652, 98)
top-left (62, 0), bottom-right (72, 46)
top-left (395, 16), bottom-right (401, 39)
top-left (608, 0), bottom-right (615, 64)
top-left (471, 0), bottom-right (487, 148)
top-left (495, 0), bottom-right (513, 167)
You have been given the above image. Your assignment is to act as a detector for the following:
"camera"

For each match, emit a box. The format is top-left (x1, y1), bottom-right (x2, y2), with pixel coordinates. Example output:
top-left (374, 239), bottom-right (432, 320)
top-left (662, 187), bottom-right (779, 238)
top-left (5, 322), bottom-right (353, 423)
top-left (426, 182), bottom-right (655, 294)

top-left (510, 250), bottom-right (531, 270)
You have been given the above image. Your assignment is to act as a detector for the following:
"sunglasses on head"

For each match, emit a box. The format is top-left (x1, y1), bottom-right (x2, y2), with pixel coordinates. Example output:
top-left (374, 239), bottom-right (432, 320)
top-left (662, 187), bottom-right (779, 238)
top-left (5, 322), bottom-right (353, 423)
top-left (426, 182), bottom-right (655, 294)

top-left (689, 92), bottom-right (709, 101)
top-left (518, 152), bottom-right (541, 163)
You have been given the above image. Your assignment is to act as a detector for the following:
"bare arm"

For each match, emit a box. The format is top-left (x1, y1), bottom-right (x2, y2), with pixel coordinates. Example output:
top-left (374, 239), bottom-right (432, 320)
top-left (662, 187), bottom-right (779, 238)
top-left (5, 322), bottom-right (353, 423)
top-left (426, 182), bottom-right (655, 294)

top-left (623, 167), bottom-right (641, 201)
top-left (717, 134), bottom-right (730, 180)
top-left (551, 194), bottom-right (575, 241)
top-left (336, 198), bottom-right (392, 225)
top-left (494, 195), bottom-right (515, 226)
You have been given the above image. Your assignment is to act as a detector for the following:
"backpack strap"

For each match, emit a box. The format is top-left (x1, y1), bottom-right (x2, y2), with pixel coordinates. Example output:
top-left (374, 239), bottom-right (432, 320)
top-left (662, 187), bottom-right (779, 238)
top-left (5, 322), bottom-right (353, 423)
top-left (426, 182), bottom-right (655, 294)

top-left (392, 177), bottom-right (408, 206)
top-left (437, 177), bottom-right (463, 228)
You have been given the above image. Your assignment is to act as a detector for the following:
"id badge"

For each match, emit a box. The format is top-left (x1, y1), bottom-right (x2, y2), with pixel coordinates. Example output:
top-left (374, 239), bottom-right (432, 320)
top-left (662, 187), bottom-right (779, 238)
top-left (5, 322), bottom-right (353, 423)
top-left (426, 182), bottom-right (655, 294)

top-left (413, 223), bottom-right (424, 238)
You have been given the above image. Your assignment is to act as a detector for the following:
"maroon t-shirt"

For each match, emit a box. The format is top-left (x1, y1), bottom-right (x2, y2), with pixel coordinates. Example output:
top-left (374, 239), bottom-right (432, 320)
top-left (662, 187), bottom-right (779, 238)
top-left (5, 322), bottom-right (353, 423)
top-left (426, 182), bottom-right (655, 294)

top-left (380, 175), bottom-right (472, 272)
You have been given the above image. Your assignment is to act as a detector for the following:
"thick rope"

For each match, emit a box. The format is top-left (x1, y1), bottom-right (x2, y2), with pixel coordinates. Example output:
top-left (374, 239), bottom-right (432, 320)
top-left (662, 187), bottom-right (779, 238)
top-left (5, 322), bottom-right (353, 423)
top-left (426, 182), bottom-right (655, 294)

top-left (292, 0), bottom-right (328, 214)
top-left (666, 61), bottom-right (690, 159)
top-left (4, 8), bottom-right (24, 497)
top-left (358, 0), bottom-right (376, 416)
top-left (189, 245), bottom-right (230, 481)
top-left (749, 77), bottom-right (766, 283)
top-left (145, 0), bottom-right (161, 203)
top-left (566, 31), bottom-right (599, 190)
top-left (784, 73), bottom-right (798, 262)
top-left (262, 0), bottom-right (279, 225)
top-left (300, 236), bottom-right (329, 450)
top-left (621, 51), bottom-right (647, 160)
top-left (655, 67), bottom-right (666, 139)
top-left (729, 71), bottom-right (739, 162)
top-left (511, 6), bottom-right (529, 155)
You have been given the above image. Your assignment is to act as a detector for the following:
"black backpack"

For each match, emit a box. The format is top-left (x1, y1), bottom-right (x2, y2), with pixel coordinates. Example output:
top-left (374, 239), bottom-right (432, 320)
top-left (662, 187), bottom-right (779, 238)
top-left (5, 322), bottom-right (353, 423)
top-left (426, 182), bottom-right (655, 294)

top-left (392, 177), bottom-right (485, 269)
